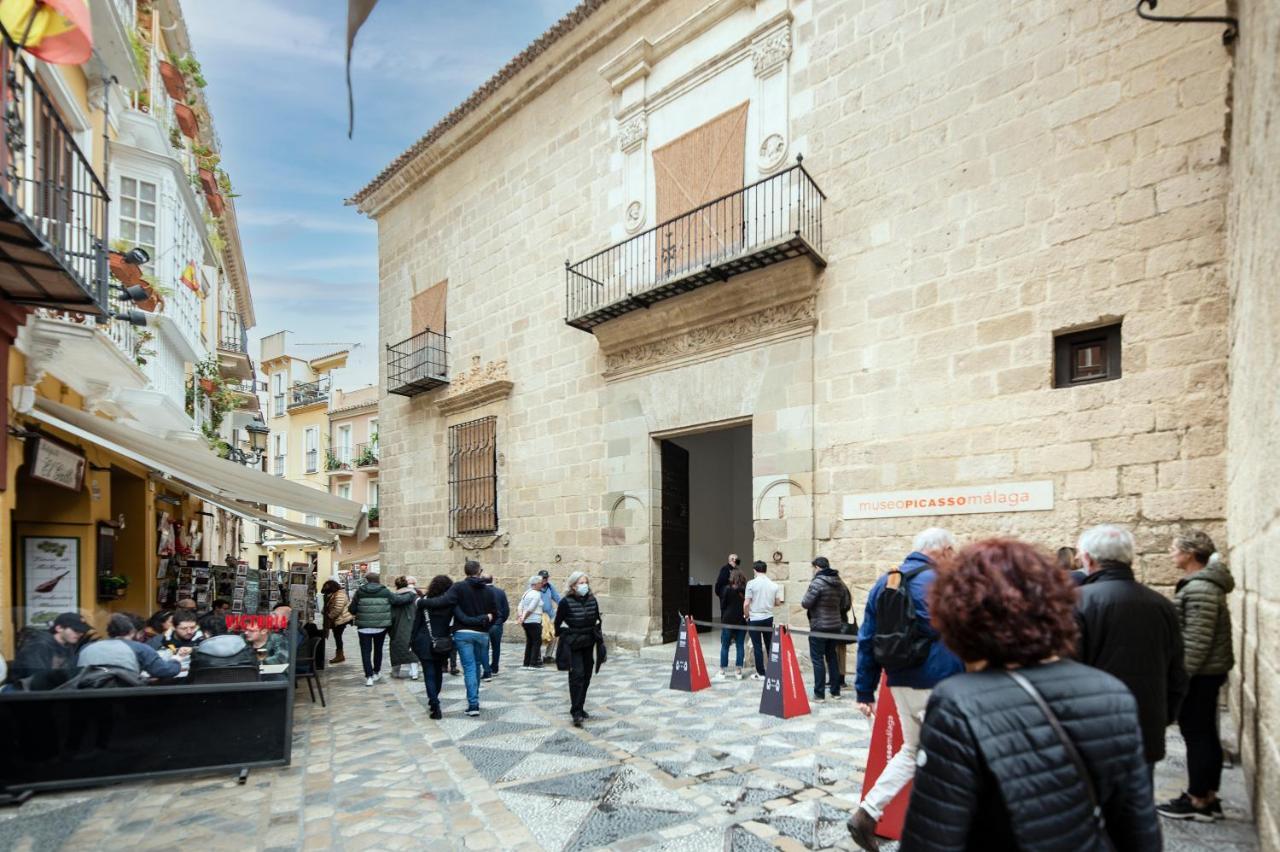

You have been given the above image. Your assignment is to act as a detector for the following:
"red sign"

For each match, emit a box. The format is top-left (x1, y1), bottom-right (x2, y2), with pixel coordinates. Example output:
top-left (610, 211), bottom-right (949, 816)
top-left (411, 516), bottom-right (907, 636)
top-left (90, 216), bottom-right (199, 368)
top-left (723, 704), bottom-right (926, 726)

top-left (861, 672), bottom-right (911, 839)
top-left (225, 614), bottom-right (288, 632)
top-left (758, 624), bottom-right (810, 719)
top-left (669, 615), bottom-right (711, 692)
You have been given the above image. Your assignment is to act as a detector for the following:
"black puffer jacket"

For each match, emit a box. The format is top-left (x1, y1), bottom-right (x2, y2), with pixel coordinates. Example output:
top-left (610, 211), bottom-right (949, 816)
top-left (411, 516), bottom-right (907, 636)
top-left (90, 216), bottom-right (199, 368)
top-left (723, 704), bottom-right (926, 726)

top-left (900, 659), bottom-right (1161, 852)
top-left (800, 568), bottom-right (851, 633)
top-left (554, 592), bottom-right (601, 650)
top-left (1075, 563), bottom-right (1188, 762)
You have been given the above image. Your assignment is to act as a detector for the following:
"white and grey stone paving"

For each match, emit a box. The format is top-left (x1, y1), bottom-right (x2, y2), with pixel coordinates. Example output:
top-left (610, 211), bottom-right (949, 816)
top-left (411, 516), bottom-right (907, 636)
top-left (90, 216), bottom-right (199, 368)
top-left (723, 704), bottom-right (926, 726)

top-left (0, 648), bottom-right (1260, 850)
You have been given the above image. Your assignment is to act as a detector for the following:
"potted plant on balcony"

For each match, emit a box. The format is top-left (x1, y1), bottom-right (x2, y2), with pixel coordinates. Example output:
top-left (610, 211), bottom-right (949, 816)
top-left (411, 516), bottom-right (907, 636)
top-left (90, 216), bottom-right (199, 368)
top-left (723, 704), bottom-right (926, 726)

top-left (158, 58), bottom-right (186, 100)
top-left (177, 55), bottom-right (207, 89)
top-left (174, 96), bottom-right (199, 139)
top-left (367, 507), bottom-right (379, 527)
top-left (355, 445), bottom-right (378, 468)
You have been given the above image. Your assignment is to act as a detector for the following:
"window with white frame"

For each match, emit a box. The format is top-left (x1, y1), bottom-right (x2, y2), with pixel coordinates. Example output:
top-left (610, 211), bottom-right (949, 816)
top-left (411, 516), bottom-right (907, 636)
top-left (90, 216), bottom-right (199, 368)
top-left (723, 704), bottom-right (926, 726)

top-left (304, 427), bottom-right (319, 473)
top-left (336, 424), bottom-right (352, 464)
top-left (304, 514), bottom-right (318, 528)
top-left (272, 373), bottom-right (285, 418)
top-left (273, 433), bottom-right (286, 476)
top-left (369, 480), bottom-right (379, 507)
top-left (337, 483), bottom-right (352, 501)
top-left (369, 418), bottom-right (378, 446)
top-left (118, 177), bottom-right (157, 268)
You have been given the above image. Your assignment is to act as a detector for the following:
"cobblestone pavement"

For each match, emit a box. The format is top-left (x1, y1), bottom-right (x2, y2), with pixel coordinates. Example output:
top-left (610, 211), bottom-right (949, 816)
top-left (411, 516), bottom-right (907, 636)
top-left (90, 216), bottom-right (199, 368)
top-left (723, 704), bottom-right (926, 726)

top-left (0, 647), bottom-right (1260, 851)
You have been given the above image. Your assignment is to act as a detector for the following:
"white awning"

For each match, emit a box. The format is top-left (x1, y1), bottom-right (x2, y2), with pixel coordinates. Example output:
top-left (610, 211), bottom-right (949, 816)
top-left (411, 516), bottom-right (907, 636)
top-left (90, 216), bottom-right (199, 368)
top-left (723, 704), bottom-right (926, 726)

top-left (169, 478), bottom-right (338, 545)
top-left (28, 397), bottom-right (368, 539)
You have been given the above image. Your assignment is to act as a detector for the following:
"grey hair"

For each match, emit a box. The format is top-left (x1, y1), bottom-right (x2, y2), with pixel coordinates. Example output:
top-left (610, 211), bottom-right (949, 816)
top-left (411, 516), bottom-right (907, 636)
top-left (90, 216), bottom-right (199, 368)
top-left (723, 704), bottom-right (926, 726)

top-left (566, 571), bottom-right (587, 588)
top-left (1077, 524), bottom-right (1135, 566)
top-left (912, 527), bottom-right (957, 554)
top-left (528, 574), bottom-right (543, 588)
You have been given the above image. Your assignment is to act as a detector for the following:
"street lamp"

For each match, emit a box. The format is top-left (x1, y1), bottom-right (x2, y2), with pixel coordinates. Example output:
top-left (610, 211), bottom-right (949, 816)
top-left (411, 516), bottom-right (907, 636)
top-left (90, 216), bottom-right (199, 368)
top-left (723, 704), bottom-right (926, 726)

top-left (227, 421), bottom-right (269, 467)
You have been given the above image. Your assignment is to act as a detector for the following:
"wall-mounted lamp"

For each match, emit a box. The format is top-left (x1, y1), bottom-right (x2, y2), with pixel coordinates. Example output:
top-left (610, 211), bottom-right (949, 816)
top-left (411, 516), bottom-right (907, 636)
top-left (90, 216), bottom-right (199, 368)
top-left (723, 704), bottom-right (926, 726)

top-left (1136, 0), bottom-right (1238, 45)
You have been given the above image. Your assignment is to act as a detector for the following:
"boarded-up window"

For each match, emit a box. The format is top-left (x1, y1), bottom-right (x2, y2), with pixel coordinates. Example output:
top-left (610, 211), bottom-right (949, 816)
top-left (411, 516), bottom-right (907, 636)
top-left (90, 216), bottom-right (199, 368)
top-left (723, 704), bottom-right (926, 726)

top-left (449, 416), bottom-right (497, 535)
top-left (411, 279), bottom-right (447, 335)
top-left (651, 102), bottom-right (748, 278)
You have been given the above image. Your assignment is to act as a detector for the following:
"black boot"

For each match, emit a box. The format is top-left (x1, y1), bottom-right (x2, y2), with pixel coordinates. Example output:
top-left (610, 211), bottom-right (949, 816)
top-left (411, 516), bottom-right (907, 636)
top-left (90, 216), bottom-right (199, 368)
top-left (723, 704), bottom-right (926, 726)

top-left (429, 705), bottom-right (442, 720)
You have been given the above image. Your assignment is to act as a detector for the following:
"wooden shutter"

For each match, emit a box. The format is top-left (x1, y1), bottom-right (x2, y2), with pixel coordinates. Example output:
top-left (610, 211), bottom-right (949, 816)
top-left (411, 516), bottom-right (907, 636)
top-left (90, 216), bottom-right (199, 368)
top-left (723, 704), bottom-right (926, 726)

top-left (651, 103), bottom-right (748, 278)
top-left (449, 416), bottom-right (497, 535)
top-left (411, 279), bottom-right (447, 335)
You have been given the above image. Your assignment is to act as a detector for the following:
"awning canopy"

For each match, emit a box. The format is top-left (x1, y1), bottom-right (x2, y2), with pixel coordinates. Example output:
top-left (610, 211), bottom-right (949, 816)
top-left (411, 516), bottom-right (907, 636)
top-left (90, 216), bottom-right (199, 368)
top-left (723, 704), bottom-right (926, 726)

top-left (29, 397), bottom-right (368, 539)
top-left (169, 478), bottom-right (338, 546)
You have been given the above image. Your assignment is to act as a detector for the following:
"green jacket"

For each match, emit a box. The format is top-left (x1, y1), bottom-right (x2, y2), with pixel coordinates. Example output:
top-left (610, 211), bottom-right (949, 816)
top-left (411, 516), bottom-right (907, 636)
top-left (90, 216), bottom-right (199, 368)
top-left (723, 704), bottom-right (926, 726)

top-left (350, 582), bottom-right (397, 629)
top-left (1175, 557), bottom-right (1235, 676)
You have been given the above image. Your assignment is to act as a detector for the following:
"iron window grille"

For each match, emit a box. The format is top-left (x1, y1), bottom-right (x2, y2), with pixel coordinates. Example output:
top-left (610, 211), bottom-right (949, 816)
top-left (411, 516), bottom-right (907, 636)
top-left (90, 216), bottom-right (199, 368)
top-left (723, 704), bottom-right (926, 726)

top-left (1054, 323), bottom-right (1122, 388)
top-left (448, 416), bottom-right (498, 536)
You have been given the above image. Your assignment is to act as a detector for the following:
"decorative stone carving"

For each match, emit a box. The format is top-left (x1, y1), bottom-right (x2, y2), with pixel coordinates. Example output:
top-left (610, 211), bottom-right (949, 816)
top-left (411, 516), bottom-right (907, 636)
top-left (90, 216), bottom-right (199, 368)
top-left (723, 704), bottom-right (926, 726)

top-left (758, 133), bottom-right (787, 170)
top-left (618, 112), bottom-right (647, 152)
top-left (437, 358), bottom-right (513, 415)
top-left (625, 201), bottom-right (644, 232)
top-left (603, 297), bottom-right (816, 377)
top-left (751, 27), bottom-right (791, 77)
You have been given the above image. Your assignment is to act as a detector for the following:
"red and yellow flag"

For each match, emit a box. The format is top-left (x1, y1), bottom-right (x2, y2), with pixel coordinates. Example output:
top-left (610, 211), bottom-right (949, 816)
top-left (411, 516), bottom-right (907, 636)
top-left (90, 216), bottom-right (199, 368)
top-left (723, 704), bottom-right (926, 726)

top-left (180, 260), bottom-right (200, 294)
top-left (0, 0), bottom-right (92, 65)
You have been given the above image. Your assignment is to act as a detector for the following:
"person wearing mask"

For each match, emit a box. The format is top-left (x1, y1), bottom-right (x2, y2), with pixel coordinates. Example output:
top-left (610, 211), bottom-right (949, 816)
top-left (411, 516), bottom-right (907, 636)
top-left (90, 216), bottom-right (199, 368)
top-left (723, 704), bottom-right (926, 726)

top-left (451, 560), bottom-right (497, 717)
top-left (848, 527), bottom-right (964, 849)
top-left (482, 574), bottom-right (510, 680)
top-left (717, 568), bottom-right (747, 680)
top-left (413, 575), bottom-right (458, 719)
top-left (1075, 524), bottom-right (1188, 775)
top-left (348, 572), bottom-right (404, 686)
top-left (896, 538), bottom-right (1160, 852)
top-left (714, 553), bottom-right (741, 600)
top-left (554, 571), bottom-right (605, 727)
top-left (1158, 530), bottom-right (1235, 822)
top-left (517, 574), bottom-right (546, 668)
top-left (389, 576), bottom-right (421, 680)
top-left (321, 579), bottom-right (354, 664)
top-left (77, 613), bottom-right (181, 679)
top-left (801, 556), bottom-right (852, 702)
top-left (539, 569), bottom-right (562, 664)
top-left (743, 561), bottom-right (782, 679)
top-left (8, 612), bottom-right (90, 688)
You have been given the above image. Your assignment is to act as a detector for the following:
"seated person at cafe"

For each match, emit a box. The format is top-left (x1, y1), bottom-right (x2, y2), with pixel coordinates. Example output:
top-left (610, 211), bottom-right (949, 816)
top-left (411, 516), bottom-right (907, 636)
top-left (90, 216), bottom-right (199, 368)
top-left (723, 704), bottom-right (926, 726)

top-left (243, 619), bottom-right (290, 665)
top-left (150, 610), bottom-right (201, 653)
top-left (176, 598), bottom-right (198, 613)
top-left (77, 613), bottom-right (181, 679)
top-left (7, 612), bottom-right (90, 689)
top-left (211, 599), bottom-right (232, 617)
top-left (143, 610), bottom-right (173, 645)
top-left (189, 613), bottom-right (257, 675)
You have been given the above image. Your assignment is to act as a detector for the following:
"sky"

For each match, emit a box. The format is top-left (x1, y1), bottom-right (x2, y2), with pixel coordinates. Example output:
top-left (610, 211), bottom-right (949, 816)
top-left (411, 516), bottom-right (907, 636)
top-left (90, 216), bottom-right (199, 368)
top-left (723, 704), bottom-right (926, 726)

top-left (183, 0), bottom-right (578, 389)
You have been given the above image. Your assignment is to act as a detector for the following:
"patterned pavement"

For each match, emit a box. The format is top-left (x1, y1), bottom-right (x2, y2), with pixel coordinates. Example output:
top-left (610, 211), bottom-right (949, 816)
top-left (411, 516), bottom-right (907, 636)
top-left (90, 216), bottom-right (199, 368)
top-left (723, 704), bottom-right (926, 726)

top-left (0, 640), bottom-right (1260, 851)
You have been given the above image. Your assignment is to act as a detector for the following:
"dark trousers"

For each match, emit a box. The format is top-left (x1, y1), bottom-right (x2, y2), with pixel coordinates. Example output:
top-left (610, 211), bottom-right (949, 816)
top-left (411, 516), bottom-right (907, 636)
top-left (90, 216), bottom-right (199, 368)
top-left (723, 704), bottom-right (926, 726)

top-left (485, 624), bottom-right (504, 675)
top-left (808, 636), bottom-right (841, 697)
top-left (331, 623), bottom-right (347, 653)
top-left (421, 656), bottom-right (445, 709)
top-left (523, 622), bottom-right (543, 666)
top-left (569, 645), bottom-right (595, 718)
top-left (748, 618), bottom-right (774, 675)
top-left (357, 630), bottom-right (386, 678)
top-left (1179, 672), bottom-right (1228, 797)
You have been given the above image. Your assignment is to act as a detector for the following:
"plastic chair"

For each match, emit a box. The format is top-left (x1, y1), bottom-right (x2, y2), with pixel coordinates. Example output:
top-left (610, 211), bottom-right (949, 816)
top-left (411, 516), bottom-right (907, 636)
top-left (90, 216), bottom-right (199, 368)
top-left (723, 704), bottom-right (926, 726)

top-left (295, 636), bottom-right (325, 707)
top-left (187, 665), bottom-right (260, 684)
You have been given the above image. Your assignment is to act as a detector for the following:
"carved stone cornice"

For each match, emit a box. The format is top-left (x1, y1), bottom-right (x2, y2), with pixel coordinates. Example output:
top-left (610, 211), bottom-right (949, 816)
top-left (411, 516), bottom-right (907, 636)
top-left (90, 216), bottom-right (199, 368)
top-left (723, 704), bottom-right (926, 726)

top-left (437, 358), bottom-right (514, 415)
top-left (751, 26), bottom-right (791, 77)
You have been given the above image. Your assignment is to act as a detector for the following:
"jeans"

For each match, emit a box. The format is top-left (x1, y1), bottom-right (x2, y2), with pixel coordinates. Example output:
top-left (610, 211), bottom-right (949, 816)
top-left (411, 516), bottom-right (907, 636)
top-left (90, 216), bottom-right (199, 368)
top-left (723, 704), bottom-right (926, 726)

top-left (719, 628), bottom-right (745, 669)
top-left (523, 622), bottom-right (543, 666)
top-left (748, 617), bottom-right (773, 675)
top-left (454, 631), bottom-right (489, 709)
top-left (808, 636), bottom-right (841, 697)
top-left (861, 686), bottom-right (931, 820)
top-left (569, 644), bottom-right (594, 718)
top-left (1179, 672), bottom-right (1228, 797)
top-left (357, 630), bottom-right (386, 678)
top-left (421, 656), bottom-right (445, 709)
top-left (484, 623), bottom-right (504, 675)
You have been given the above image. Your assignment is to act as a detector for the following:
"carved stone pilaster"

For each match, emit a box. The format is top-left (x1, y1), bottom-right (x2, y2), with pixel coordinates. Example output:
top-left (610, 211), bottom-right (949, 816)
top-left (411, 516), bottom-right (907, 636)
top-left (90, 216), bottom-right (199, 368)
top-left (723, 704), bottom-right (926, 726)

top-left (751, 27), bottom-right (791, 77)
top-left (618, 112), bottom-right (647, 153)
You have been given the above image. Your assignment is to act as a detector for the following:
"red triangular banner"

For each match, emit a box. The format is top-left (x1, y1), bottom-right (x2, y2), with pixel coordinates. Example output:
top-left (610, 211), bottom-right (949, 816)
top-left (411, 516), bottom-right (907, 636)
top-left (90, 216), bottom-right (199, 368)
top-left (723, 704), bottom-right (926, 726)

top-left (669, 615), bottom-right (710, 691)
top-left (861, 671), bottom-right (911, 839)
top-left (758, 625), bottom-right (810, 718)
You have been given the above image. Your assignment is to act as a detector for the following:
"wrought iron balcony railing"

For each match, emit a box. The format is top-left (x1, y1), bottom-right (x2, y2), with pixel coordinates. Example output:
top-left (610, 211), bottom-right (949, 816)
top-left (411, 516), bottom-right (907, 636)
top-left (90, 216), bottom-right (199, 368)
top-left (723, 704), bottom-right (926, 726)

top-left (288, 376), bottom-right (329, 409)
top-left (387, 329), bottom-right (449, 397)
top-left (219, 310), bottom-right (249, 354)
top-left (353, 442), bottom-right (379, 468)
top-left (565, 161), bottom-right (825, 332)
top-left (0, 22), bottom-right (110, 315)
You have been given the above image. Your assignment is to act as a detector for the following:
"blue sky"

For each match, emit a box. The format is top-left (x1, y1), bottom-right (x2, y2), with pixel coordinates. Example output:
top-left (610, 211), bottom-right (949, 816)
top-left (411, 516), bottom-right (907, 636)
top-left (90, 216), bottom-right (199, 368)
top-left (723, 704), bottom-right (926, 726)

top-left (184, 0), bottom-right (577, 387)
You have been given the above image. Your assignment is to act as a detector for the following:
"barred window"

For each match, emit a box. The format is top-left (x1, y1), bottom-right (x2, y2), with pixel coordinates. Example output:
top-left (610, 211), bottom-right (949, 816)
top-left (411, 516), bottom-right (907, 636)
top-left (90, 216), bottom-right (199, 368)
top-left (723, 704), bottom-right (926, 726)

top-left (449, 416), bottom-right (498, 535)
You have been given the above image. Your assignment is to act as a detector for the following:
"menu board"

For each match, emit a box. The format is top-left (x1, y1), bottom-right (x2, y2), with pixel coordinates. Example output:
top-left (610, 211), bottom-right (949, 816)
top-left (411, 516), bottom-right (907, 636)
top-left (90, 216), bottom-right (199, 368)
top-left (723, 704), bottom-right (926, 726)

top-left (23, 536), bottom-right (79, 627)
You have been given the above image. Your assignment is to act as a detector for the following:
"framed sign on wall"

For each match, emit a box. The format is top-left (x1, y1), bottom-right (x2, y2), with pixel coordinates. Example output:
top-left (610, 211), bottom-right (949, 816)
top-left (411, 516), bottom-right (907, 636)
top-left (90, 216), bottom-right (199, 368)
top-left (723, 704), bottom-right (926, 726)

top-left (23, 536), bottom-right (80, 627)
top-left (27, 437), bottom-right (86, 492)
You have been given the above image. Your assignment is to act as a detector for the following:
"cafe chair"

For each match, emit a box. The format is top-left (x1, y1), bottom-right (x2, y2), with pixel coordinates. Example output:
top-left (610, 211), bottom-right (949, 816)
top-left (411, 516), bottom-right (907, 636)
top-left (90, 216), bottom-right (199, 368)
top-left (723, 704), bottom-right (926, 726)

top-left (188, 665), bottom-right (260, 684)
top-left (295, 636), bottom-right (326, 707)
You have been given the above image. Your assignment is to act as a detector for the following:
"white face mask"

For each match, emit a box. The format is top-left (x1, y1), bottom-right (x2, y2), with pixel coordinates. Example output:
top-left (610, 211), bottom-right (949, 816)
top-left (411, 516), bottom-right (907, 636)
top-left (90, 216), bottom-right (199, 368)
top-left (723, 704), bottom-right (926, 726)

top-left (576, 583), bottom-right (589, 596)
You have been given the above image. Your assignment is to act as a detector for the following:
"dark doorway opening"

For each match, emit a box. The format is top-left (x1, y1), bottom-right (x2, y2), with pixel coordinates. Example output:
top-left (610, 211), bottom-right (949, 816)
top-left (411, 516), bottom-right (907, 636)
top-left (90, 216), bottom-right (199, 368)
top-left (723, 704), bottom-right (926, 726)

top-left (660, 440), bottom-right (689, 643)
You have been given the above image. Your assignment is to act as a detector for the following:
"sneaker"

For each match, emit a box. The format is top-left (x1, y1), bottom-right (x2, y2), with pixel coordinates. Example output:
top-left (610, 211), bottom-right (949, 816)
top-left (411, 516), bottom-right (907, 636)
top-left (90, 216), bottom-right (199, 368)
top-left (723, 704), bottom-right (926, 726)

top-left (831, 693), bottom-right (843, 701)
top-left (750, 672), bottom-right (763, 680)
top-left (813, 694), bottom-right (827, 703)
top-left (1157, 793), bottom-right (1216, 822)
top-left (735, 669), bottom-right (744, 680)
top-left (372, 672), bottom-right (382, 683)
top-left (365, 677), bottom-right (373, 687)
top-left (428, 706), bottom-right (442, 720)
top-left (465, 707), bottom-right (480, 717)
top-left (715, 671), bottom-right (729, 681)
top-left (1205, 799), bottom-right (1225, 821)
top-left (481, 673), bottom-right (493, 681)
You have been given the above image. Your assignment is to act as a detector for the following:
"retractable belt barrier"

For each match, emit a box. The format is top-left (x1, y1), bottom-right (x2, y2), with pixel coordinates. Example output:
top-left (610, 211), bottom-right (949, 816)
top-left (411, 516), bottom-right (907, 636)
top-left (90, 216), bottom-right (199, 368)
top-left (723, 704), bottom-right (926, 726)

top-left (688, 618), bottom-right (858, 643)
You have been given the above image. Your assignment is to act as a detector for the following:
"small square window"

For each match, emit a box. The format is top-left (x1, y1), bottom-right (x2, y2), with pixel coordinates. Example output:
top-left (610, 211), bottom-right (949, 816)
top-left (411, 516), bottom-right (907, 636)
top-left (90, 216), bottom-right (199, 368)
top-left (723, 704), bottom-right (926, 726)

top-left (1054, 323), bottom-right (1121, 388)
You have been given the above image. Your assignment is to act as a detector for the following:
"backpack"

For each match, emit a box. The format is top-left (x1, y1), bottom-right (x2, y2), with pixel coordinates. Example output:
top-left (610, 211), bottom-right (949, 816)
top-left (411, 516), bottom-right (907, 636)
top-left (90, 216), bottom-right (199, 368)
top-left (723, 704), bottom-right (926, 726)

top-left (872, 566), bottom-right (933, 671)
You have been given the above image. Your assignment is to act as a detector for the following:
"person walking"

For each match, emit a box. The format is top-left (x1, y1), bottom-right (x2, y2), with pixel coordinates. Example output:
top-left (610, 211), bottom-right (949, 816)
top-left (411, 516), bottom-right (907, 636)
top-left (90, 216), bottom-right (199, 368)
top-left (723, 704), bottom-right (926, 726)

top-left (321, 580), bottom-right (353, 664)
top-left (348, 572), bottom-right (411, 686)
top-left (482, 574), bottom-right (510, 680)
top-left (897, 538), bottom-right (1161, 851)
top-left (744, 561), bottom-right (782, 679)
top-left (389, 576), bottom-right (420, 679)
top-left (801, 556), bottom-right (852, 702)
top-left (412, 575), bottom-right (457, 720)
top-left (1158, 530), bottom-right (1235, 822)
top-left (554, 570), bottom-right (605, 727)
top-left (517, 575), bottom-right (546, 668)
top-left (1075, 524), bottom-right (1188, 774)
top-left (717, 567), bottom-right (747, 680)
top-left (848, 528), bottom-right (964, 850)
top-left (451, 560), bottom-right (496, 716)
top-left (539, 569), bottom-right (562, 664)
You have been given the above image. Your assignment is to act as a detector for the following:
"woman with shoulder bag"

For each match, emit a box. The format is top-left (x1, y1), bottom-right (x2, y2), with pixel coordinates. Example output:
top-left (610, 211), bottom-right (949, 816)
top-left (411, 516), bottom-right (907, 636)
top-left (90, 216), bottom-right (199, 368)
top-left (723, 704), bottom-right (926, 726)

top-left (554, 571), bottom-right (605, 728)
top-left (412, 575), bottom-right (457, 720)
top-left (321, 580), bottom-right (353, 664)
top-left (892, 539), bottom-right (1160, 852)
top-left (517, 575), bottom-right (545, 668)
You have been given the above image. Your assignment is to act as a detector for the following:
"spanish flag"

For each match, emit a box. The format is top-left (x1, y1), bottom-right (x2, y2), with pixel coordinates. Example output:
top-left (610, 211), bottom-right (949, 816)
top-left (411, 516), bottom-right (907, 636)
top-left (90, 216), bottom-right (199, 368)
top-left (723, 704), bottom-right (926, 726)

top-left (0, 0), bottom-right (92, 65)
top-left (180, 260), bottom-right (200, 294)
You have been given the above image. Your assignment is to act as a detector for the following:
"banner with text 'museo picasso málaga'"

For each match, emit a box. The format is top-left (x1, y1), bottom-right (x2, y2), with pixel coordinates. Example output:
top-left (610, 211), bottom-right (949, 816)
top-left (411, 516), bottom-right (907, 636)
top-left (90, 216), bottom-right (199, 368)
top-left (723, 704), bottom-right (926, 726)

top-left (842, 480), bottom-right (1053, 520)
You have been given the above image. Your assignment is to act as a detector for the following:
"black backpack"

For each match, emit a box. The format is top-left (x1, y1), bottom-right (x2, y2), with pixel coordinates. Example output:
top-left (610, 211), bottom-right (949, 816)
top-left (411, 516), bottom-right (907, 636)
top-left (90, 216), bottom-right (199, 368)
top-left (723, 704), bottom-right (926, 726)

top-left (872, 566), bottom-right (933, 671)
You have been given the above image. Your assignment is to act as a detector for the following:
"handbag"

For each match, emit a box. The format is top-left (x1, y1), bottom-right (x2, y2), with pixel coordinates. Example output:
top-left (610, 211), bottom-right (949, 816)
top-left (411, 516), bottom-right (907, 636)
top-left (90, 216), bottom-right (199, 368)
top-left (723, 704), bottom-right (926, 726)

top-left (1005, 670), bottom-right (1114, 851)
top-left (542, 614), bottom-right (555, 644)
top-left (412, 606), bottom-right (454, 658)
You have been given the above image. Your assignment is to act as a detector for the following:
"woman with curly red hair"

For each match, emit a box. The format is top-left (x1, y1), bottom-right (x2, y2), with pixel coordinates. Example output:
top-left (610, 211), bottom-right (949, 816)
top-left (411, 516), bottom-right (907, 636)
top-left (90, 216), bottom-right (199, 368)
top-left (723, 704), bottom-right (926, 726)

top-left (898, 538), bottom-right (1161, 851)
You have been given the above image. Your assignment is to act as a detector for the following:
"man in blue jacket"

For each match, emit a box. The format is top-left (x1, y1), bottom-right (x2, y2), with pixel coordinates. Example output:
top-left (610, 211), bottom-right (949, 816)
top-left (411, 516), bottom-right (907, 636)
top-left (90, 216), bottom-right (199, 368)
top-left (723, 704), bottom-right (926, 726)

top-left (848, 527), bottom-right (964, 851)
top-left (482, 574), bottom-right (510, 680)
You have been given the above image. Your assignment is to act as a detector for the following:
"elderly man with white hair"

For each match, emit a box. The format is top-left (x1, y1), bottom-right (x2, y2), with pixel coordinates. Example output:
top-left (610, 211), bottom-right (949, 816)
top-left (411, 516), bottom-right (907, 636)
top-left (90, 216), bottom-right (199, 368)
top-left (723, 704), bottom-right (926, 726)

top-left (1076, 523), bottom-right (1188, 773)
top-left (848, 528), bottom-right (965, 851)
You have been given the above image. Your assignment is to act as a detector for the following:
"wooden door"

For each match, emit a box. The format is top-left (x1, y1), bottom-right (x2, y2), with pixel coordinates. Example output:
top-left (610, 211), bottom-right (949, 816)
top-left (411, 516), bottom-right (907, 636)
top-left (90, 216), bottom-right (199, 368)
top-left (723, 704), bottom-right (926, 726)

top-left (660, 440), bottom-right (690, 643)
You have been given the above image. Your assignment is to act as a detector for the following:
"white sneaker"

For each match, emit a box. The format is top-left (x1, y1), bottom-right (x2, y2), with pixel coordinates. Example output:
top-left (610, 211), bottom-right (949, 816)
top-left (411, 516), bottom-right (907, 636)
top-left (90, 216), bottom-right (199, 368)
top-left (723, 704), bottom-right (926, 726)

top-left (750, 672), bottom-right (763, 680)
top-left (365, 677), bottom-right (373, 687)
top-left (735, 669), bottom-right (744, 680)
top-left (372, 672), bottom-right (382, 683)
top-left (715, 670), bottom-right (729, 680)
top-left (830, 693), bottom-right (843, 701)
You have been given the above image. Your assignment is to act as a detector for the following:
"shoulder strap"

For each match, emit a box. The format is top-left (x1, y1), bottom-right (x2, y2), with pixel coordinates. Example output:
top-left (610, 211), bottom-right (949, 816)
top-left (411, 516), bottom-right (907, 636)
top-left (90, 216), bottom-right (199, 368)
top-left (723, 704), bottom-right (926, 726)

top-left (1005, 670), bottom-right (1112, 848)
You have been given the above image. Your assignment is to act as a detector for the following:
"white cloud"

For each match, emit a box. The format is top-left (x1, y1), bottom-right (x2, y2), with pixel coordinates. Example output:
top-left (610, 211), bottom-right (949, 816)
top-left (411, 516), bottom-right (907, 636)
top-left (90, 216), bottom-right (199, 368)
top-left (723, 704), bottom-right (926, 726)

top-left (286, 253), bottom-right (377, 272)
top-left (238, 209), bottom-right (373, 235)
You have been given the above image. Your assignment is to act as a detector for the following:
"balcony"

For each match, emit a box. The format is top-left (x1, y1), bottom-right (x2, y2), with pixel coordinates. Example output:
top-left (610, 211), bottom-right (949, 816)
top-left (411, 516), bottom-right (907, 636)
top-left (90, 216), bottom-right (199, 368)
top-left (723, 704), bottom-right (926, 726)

top-left (326, 446), bottom-right (353, 475)
top-left (217, 310), bottom-right (253, 380)
top-left (565, 162), bottom-right (826, 332)
top-left (387, 329), bottom-right (449, 397)
top-left (0, 23), bottom-right (110, 316)
top-left (227, 379), bottom-right (260, 412)
top-left (288, 376), bottom-right (329, 410)
top-left (353, 442), bottom-right (379, 469)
